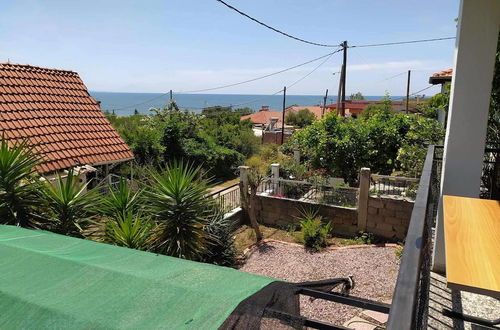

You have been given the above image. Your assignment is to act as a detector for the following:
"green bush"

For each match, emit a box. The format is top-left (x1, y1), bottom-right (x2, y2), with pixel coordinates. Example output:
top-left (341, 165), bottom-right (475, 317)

top-left (298, 209), bottom-right (331, 251)
top-left (353, 231), bottom-right (376, 244)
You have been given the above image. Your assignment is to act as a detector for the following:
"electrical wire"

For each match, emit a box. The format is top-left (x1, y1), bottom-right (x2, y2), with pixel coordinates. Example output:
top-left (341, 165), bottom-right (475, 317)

top-left (177, 49), bottom-right (341, 93)
top-left (393, 84), bottom-right (436, 101)
top-left (110, 50), bottom-right (341, 111)
top-left (350, 36), bottom-right (455, 48)
top-left (215, 0), bottom-right (340, 48)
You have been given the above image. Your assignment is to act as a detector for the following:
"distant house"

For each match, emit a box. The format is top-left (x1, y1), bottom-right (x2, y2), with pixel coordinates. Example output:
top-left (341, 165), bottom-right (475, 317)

top-left (326, 100), bottom-right (406, 117)
top-left (285, 105), bottom-right (332, 120)
top-left (429, 68), bottom-right (453, 93)
top-left (0, 63), bottom-right (133, 179)
top-left (240, 105), bottom-right (283, 127)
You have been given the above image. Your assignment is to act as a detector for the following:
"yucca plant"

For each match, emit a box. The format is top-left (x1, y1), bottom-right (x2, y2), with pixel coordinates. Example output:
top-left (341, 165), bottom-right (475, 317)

top-left (0, 137), bottom-right (41, 227)
top-left (298, 208), bottom-right (332, 251)
top-left (145, 161), bottom-right (213, 260)
top-left (101, 177), bottom-right (142, 220)
top-left (41, 168), bottom-right (98, 237)
top-left (201, 206), bottom-right (237, 266)
top-left (106, 211), bottom-right (151, 250)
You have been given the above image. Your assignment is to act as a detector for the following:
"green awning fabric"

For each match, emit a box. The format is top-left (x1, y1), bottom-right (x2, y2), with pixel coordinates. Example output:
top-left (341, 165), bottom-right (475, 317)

top-left (0, 225), bottom-right (275, 329)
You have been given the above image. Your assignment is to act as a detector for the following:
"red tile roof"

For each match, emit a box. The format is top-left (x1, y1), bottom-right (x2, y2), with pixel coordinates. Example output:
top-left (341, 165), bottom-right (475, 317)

top-left (285, 106), bottom-right (332, 120)
top-left (432, 68), bottom-right (453, 77)
top-left (0, 63), bottom-right (134, 173)
top-left (240, 108), bottom-right (283, 125)
top-left (326, 100), bottom-right (403, 110)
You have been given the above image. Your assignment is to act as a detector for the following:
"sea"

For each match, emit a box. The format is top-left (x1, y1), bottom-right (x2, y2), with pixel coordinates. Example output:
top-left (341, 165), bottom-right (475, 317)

top-left (90, 91), bottom-right (392, 116)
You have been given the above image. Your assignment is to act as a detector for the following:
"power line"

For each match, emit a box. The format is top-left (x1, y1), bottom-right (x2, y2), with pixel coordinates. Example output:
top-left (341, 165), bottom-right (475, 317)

top-left (178, 49), bottom-right (341, 93)
top-left (393, 85), bottom-right (436, 101)
top-left (110, 49), bottom-right (342, 111)
top-left (215, 0), bottom-right (340, 48)
top-left (350, 37), bottom-right (455, 48)
top-left (192, 49), bottom-right (338, 109)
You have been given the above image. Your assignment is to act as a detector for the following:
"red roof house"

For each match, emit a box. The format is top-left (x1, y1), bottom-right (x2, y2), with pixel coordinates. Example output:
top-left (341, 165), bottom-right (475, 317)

top-left (429, 68), bottom-right (453, 85)
top-left (0, 63), bottom-right (133, 173)
top-left (240, 106), bottom-right (283, 126)
top-left (326, 100), bottom-right (405, 116)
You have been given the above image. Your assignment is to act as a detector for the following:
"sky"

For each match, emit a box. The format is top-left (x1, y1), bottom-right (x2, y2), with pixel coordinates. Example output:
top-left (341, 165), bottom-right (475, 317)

top-left (0, 0), bottom-right (460, 96)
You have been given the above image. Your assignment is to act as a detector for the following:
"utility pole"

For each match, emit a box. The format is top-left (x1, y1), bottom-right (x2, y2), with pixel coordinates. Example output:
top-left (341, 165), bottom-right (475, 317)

top-left (341, 40), bottom-right (348, 117)
top-left (281, 86), bottom-right (286, 145)
top-left (322, 89), bottom-right (329, 118)
top-left (405, 70), bottom-right (411, 114)
top-left (336, 68), bottom-right (343, 116)
top-left (169, 90), bottom-right (173, 102)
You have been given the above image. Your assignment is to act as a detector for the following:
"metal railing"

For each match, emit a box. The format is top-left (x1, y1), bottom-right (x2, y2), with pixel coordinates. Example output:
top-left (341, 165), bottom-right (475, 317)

top-left (257, 178), bottom-right (359, 208)
top-left (387, 145), bottom-right (441, 329)
top-left (370, 174), bottom-right (420, 200)
top-left (207, 183), bottom-right (241, 213)
top-left (481, 147), bottom-right (500, 200)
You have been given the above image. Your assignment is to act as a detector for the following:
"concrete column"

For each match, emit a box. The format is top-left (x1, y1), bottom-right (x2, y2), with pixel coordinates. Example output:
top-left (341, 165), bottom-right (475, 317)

top-left (293, 148), bottom-right (301, 163)
top-left (433, 0), bottom-right (500, 273)
top-left (239, 165), bottom-right (249, 191)
top-left (357, 168), bottom-right (371, 232)
top-left (271, 163), bottom-right (280, 195)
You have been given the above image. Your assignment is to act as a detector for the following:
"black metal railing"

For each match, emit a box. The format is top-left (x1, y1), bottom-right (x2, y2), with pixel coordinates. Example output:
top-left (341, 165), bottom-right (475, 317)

top-left (481, 147), bottom-right (500, 200)
top-left (257, 178), bottom-right (359, 208)
top-left (370, 174), bottom-right (420, 200)
top-left (387, 145), bottom-right (441, 330)
top-left (207, 184), bottom-right (241, 214)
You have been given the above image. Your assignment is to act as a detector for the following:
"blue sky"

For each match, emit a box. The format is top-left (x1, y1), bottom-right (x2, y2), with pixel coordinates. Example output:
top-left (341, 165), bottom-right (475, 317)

top-left (0, 0), bottom-right (459, 96)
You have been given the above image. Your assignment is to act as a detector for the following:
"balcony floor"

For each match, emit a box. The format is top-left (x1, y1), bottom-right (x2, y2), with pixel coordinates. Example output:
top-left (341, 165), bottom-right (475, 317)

top-left (427, 271), bottom-right (500, 329)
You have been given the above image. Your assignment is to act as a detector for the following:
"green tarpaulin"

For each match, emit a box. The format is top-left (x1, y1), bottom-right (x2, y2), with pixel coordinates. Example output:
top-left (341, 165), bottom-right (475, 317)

top-left (0, 225), bottom-right (275, 329)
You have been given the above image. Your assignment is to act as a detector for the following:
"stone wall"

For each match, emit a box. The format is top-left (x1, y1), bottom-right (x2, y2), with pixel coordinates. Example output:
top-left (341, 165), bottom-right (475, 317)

top-left (366, 196), bottom-right (414, 240)
top-left (254, 195), bottom-right (358, 235)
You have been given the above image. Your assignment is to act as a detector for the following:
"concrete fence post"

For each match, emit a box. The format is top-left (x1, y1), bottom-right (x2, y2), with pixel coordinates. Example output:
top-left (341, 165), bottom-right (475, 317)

top-left (271, 163), bottom-right (280, 195)
top-left (293, 148), bottom-right (301, 163)
top-left (357, 167), bottom-right (371, 232)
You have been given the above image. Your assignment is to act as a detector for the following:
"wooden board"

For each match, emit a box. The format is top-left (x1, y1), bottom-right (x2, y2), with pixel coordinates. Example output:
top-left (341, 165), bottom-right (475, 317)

top-left (443, 195), bottom-right (500, 298)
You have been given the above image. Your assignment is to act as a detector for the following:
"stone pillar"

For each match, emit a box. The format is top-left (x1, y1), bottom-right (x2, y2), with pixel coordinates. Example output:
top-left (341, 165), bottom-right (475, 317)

top-left (293, 148), bottom-right (301, 163)
top-left (357, 168), bottom-right (371, 232)
top-left (271, 163), bottom-right (280, 195)
top-left (432, 0), bottom-right (500, 273)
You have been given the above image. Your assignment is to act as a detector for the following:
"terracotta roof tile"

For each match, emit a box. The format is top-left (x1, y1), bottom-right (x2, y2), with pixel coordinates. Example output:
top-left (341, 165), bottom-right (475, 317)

top-left (0, 63), bottom-right (133, 173)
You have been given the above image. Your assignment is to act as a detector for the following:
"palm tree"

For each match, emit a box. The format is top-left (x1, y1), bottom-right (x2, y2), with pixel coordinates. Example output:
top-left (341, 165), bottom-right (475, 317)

top-left (0, 137), bottom-right (41, 227)
top-left (41, 168), bottom-right (97, 237)
top-left (145, 161), bottom-right (212, 260)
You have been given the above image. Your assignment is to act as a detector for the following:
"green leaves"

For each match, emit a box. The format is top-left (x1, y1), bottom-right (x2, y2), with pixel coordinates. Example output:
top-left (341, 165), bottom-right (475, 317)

top-left (0, 137), bottom-right (42, 227)
top-left (41, 168), bottom-right (98, 237)
top-left (145, 161), bottom-right (212, 260)
top-left (106, 212), bottom-right (151, 250)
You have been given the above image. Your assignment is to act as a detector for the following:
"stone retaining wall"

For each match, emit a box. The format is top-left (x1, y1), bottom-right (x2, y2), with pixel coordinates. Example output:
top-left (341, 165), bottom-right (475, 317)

top-left (254, 195), bottom-right (358, 235)
top-left (366, 196), bottom-right (414, 240)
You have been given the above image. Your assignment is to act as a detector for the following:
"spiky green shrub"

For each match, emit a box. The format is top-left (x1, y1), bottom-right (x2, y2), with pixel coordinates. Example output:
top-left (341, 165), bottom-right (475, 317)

top-left (0, 137), bottom-right (41, 227)
top-left (145, 162), bottom-right (212, 260)
top-left (41, 168), bottom-right (98, 237)
top-left (202, 207), bottom-right (237, 266)
top-left (106, 212), bottom-right (152, 250)
top-left (298, 208), bottom-right (331, 251)
top-left (102, 177), bottom-right (142, 220)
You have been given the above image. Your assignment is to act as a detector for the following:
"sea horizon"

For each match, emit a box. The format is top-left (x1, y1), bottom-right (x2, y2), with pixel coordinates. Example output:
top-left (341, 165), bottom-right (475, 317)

top-left (90, 91), bottom-right (402, 116)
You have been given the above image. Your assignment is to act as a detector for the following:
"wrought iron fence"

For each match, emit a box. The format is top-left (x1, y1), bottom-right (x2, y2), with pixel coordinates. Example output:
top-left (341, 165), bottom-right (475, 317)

top-left (387, 145), bottom-right (441, 330)
top-left (481, 147), bottom-right (500, 200)
top-left (370, 174), bottom-right (420, 200)
top-left (207, 183), bottom-right (241, 213)
top-left (257, 178), bottom-right (358, 208)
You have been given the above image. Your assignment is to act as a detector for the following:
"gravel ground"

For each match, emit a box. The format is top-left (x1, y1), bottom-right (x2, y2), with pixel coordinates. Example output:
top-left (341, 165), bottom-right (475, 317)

top-left (239, 241), bottom-right (400, 327)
